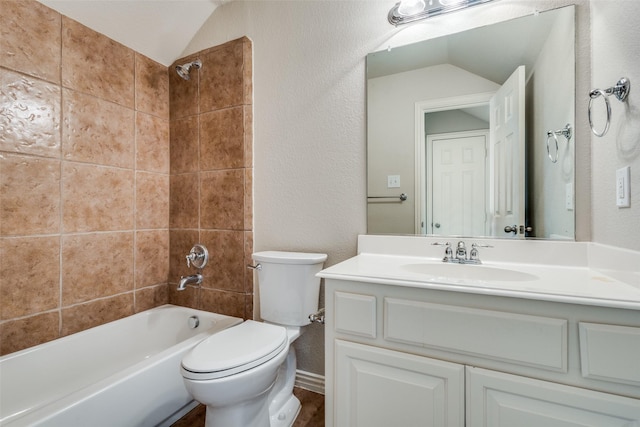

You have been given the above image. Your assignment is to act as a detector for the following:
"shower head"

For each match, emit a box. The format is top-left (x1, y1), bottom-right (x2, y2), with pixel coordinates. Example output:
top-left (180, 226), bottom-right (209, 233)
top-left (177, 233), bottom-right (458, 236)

top-left (175, 59), bottom-right (202, 81)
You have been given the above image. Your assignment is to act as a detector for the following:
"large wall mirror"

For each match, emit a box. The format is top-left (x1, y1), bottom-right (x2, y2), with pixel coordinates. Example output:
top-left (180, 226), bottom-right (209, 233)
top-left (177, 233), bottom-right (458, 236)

top-left (367, 5), bottom-right (575, 240)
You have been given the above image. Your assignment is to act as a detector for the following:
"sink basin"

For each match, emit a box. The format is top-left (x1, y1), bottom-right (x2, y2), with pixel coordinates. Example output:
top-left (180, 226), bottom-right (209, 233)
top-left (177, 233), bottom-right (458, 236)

top-left (402, 262), bottom-right (539, 282)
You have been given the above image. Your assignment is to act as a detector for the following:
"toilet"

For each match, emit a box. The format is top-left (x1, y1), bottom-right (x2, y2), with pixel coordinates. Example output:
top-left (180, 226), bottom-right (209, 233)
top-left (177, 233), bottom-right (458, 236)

top-left (181, 251), bottom-right (327, 427)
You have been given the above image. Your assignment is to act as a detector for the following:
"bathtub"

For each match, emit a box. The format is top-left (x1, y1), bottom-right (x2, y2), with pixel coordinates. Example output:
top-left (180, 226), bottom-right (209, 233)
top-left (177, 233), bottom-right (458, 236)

top-left (0, 304), bottom-right (242, 427)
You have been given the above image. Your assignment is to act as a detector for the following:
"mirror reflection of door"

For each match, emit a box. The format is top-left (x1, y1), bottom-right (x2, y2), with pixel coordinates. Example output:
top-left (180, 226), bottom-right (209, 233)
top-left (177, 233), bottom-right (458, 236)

top-left (416, 65), bottom-right (525, 238)
top-left (489, 66), bottom-right (526, 239)
top-left (427, 131), bottom-right (489, 236)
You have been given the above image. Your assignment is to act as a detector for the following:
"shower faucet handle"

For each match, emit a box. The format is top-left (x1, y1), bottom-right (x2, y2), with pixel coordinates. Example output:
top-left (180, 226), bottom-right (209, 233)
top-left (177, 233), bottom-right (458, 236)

top-left (185, 244), bottom-right (209, 269)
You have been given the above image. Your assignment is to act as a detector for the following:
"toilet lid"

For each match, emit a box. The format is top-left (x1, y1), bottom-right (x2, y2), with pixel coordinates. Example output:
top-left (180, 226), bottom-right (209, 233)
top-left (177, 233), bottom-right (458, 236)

top-left (181, 321), bottom-right (287, 380)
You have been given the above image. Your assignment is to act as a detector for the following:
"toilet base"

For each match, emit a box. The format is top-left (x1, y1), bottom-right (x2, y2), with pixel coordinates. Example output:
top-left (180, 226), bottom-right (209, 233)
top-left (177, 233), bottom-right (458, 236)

top-left (269, 394), bottom-right (301, 427)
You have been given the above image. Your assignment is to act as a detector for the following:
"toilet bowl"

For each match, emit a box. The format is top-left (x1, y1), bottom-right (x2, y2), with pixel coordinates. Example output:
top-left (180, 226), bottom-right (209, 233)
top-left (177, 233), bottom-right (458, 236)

top-left (181, 321), bottom-right (290, 427)
top-left (180, 251), bottom-right (327, 427)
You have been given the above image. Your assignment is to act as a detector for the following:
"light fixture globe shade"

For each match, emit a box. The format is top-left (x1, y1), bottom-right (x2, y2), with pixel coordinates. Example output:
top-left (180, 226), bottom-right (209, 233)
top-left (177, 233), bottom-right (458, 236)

top-left (397, 0), bottom-right (426, 16)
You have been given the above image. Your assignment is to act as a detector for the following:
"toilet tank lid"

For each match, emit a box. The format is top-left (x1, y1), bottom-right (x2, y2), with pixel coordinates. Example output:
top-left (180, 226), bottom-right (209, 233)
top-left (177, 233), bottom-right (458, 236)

top-left (253, 251), bottom-right (327, 264)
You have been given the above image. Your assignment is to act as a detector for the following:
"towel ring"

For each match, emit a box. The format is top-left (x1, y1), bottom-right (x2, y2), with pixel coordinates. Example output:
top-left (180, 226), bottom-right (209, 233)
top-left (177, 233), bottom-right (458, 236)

top-left (546, 124), bottom-right (572, 163)
top-left (588, 77), bottom-right (630, 137)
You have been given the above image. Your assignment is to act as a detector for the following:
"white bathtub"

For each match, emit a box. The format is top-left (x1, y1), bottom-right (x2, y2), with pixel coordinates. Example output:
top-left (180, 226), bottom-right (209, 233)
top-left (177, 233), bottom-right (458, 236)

top-left (0, 304), bottom-right (242, 427)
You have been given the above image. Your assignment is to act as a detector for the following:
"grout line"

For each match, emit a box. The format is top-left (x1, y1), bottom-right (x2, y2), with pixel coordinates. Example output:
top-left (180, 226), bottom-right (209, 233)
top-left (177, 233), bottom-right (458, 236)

top-left (58, 13), bottom-right (64, 337)
top-left (133, 53), bottom-right (138, 312)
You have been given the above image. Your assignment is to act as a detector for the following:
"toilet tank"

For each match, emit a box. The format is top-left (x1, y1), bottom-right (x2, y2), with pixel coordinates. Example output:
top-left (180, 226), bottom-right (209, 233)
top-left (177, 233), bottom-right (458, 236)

top-left (252, 251), bottom-right (327, 326)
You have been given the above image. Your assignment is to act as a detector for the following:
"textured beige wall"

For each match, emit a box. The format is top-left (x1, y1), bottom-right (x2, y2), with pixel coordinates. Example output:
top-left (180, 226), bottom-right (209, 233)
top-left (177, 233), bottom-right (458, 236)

top-left (590, 0), bottom-right (640, 251)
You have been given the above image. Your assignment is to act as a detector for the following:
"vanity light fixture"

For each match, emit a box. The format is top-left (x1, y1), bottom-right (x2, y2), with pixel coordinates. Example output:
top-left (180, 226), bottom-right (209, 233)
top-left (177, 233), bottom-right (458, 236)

top-left (388, 0), bottom-right (496, 26)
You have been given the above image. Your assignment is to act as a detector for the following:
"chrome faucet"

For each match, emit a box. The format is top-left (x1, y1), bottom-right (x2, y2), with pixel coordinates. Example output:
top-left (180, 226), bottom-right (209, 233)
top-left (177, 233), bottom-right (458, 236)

top-left (177, 274), bottom-right (203, 291)
top-left (434, 241), bottom-right (492, 265)
top-left (455, 241), bottom-right (467, 261)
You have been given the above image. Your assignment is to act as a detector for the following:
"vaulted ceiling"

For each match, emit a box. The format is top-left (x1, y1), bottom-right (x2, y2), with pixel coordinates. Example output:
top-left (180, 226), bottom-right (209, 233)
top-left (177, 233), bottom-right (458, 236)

top-left (38, 0), bottom-right (225, 66)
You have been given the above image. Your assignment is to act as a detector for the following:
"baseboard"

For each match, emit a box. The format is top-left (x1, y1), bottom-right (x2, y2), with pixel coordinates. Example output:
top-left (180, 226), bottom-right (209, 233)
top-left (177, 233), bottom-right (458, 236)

top-left (295, 369), bottom-right (325, 395)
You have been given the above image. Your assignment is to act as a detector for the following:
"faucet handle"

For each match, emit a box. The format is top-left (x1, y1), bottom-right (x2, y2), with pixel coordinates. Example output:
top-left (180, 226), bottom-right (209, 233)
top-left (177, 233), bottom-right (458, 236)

top-left (469, 243), bottom-right (493, 263)
top-left (471, 243), bottom-right (493, 249)
top-left (185, 244), bottom-right (209, 269)
top-left (432, 242), bottom-right (453, 261)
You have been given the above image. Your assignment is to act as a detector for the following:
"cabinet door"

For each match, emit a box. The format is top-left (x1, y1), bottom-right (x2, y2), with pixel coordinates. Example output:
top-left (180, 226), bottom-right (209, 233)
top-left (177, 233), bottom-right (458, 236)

top-left (335, 340), bottom-right (464, 427)
top-left (467, 367), bottom-right (640, 426)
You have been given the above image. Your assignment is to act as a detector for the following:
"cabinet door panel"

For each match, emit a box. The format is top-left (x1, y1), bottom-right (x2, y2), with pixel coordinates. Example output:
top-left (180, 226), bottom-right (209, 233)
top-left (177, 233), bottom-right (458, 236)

top-left (335, 340), bottom-right (464, 427)
top-left (467, 367), bottom-right (640, 427)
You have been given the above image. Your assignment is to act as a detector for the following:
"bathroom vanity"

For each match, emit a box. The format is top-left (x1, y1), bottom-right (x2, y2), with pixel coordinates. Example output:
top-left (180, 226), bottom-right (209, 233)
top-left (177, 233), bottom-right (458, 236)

top-left (319, 236), bottom-right (640, 427)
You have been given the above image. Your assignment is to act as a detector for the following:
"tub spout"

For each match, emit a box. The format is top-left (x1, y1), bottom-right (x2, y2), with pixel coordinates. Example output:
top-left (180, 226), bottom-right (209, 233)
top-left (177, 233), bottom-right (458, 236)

top-left (177, 274), bottom-right (203, 291)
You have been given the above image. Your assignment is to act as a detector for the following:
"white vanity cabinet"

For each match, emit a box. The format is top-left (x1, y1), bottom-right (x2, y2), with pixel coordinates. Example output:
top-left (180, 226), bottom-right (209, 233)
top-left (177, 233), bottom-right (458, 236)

top-left (335, 339), bottom-right (464, 427)
top-left (323, 279), bottom-right (640, 427)
top-left (467, 367), bottom-right (640, 426)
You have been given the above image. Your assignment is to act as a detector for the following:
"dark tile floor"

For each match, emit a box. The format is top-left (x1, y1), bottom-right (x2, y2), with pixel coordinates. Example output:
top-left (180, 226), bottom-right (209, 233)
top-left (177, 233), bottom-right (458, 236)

top-left (171, 387), bottom-right (325, 427)
top-left (292, 387), bottom-right (325, 427)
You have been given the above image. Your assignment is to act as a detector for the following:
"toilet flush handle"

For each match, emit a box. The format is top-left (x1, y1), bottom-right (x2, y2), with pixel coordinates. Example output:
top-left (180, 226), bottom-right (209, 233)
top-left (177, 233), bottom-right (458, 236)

top-left (309, 308), bottom-right (325, 325)
top-left (247, 263), bottom-right (262, 271)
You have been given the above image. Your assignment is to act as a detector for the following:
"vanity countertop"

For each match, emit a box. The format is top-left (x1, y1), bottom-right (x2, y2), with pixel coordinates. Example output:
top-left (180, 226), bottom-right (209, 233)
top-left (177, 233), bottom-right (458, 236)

top-left (318, 236), bottom-right (640, 310)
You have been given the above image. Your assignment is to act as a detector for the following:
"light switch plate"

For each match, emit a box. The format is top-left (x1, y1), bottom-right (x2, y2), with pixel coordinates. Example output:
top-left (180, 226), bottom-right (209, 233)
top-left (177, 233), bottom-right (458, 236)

top-left (565, 183), bottom-right (574, 210)
top-left (616, 166), bottom-right (630, 208)
top-left (387, 175), bottom-right (400, 188)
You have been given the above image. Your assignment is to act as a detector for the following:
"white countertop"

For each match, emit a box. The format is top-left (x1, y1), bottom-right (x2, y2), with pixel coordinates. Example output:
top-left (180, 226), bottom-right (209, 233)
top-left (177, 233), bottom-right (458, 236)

top-left (318, 236), bottom-right (640, 310)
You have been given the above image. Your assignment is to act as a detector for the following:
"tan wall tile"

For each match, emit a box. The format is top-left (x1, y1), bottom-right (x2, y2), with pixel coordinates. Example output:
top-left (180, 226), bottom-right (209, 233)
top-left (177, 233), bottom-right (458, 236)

top-left (0, 311), bottom-right (59, 356)
top-left (168, 285), bottom-right (199, 309)
top-left (170, 116), bottom-right (199, 174)
top-left (200, 42), bottom-right (244, 112)
top-left (0, 236), bottom-right (60, 320)
top-left (200, 107), bottom-right (244, 171)
top-left (61, 16), bottom-right (134, 107)
top-left (136, 112), bottom-right (170, 173)
top-left (0, 1), bottom-right (184, 350)
top-left (61, 293), bottom-right (133, 336)
top-left (136, 172), bottom-right (169, 229)
top-left (200, 230), bottom-right (244, 292)
top-left (170, 40), bottom-right (253, 321)
top-left (135, 284), bottom-right (169, 313)
top-left (62, 88), bottom-right (135, 168)
top-left (170, 173), bottom-right (199, 229)
top-left (244, 106), bottom-right (253, 168)
top-left (200, 169), bottom-right (244, 230)
top-left (0, 154), bottom-right (61, 236)
top-left (135, 230), bottom-right (169, 288)
top-left (0, 1), bottom-right (61, 84)
top-left (244, 293), bottom-right (254, 320)
top-left (200, 288), bottom-right (245, 319)
top-left (242, 38), bottom-right (253, 106)
top-left (62, 163), bottom-right (134, 232)
top-left (135, 53), bottom-right (169, 119)
top-left (62, 232), bottom-right (134, 305)
top-left (0, 70), bottom-right (61, 157)
top-left (244, 168), bottom-right (253, 231)
top-left (169, 229), bottom-right (200, 283)
top-left (244, 231), bottom-right (254, 294)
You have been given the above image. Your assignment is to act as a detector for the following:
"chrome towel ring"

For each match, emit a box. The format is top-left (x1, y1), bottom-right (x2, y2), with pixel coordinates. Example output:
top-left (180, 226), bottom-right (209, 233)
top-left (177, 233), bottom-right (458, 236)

top-left (588, 77), bottom-right (630, 137)
top-left (546, 124), bottom-right (572, 163)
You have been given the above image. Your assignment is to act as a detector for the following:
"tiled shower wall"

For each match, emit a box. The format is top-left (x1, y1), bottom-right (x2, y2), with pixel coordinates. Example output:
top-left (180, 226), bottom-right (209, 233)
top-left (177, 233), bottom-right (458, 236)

top-left (167, 38), bottom-right (254, 320)
top-left (0, 1), bottom-right (253, 356)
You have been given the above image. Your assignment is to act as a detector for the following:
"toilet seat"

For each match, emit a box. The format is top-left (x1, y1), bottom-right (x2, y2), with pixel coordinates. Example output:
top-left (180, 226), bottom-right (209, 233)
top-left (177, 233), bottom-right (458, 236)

top-left (181, 320), bottom-right (288, 381)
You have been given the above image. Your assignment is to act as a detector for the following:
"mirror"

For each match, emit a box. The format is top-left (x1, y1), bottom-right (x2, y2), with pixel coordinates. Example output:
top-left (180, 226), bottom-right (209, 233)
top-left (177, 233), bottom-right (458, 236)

top-left (367, 6), bottom-right (575, 240)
